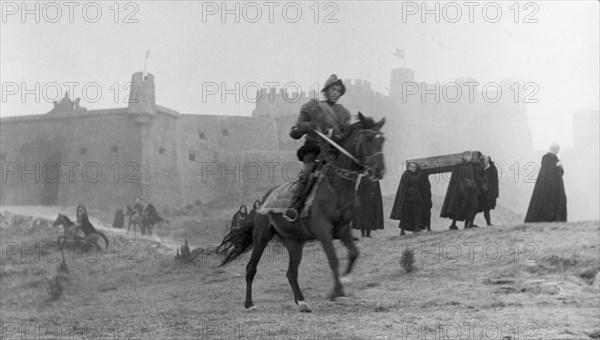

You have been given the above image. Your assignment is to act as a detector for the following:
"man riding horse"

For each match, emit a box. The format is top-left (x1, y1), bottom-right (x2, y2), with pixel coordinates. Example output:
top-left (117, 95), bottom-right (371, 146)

top-left (285, 74), bottom-right (351, 221)
top-left (130, 196), bottom-right (163, 235)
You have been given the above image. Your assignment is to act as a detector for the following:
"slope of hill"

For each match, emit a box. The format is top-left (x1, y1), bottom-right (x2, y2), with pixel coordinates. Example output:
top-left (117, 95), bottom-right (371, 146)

top-left (1, 206), bottom-right (598, 340)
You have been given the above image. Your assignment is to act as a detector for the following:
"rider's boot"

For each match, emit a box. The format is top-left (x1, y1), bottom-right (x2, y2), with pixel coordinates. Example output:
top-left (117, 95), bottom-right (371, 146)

top-left (285, 162), bottom-right (314, 222)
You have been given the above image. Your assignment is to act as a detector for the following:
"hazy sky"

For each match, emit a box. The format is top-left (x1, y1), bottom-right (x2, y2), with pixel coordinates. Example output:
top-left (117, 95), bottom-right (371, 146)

top-left (1, 1), bottom-right (598, 149)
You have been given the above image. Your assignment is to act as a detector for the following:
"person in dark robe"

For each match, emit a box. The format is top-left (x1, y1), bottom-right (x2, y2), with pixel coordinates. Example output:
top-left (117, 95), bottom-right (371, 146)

top-left (525, 143), bottom-right (567, 223)
top-left (466, 151), bottom-right (487, 228)
top-left (231, 205), bottom-right (249, 231)
top-left (482, 155), bottom-right (499, 226)
top-left (352, 177), bottom-right (384, 237)
top-left (390, 162), bottom-right (432, 236)
top-left (440, 151), bottom-right (479, 230)
top-left (244, 200), bottom-right (261, 228)
top-left (112, 207), bottom-right (125, 229)
top-left (76, 202), bottom-right (87, 225)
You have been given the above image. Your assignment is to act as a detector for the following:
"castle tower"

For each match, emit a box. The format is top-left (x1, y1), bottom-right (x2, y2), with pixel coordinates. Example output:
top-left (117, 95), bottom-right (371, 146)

top-left (127, 72), bottom-right (156, 123)
top-left (389, 67), bottom-right (415, 99)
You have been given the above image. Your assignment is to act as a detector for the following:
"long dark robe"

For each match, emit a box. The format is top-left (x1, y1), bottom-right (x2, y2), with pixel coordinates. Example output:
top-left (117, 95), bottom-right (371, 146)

top-left (143, 203), bottom-right (162, 224)
top-left (525, 152), bottom-right (567, 222)
top-left (352, 178), bottom-right (384, 231)
top-left (473, 161), bottom-right (487, 213)
top-left (484, 162), bottom-right (499, 210)
top-left (390, 169), bottom-right (432, 231)
top-left (112, 208), bottom-right (124, 229)
top-left (440, 160), bottom-right (478, 221)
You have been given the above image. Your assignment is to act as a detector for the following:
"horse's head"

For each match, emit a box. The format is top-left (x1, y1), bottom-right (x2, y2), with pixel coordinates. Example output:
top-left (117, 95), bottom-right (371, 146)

top-left (347, 112), bottom-right (386, 180)
top-left (53, 213), bottom-right (71, 227)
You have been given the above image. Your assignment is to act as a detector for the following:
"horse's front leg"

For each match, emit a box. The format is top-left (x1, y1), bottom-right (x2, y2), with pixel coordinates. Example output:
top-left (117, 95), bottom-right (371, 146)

top-left (339, 223), bottom-right (360, 282)
top-left (314, 215), bottom-right (346, 301)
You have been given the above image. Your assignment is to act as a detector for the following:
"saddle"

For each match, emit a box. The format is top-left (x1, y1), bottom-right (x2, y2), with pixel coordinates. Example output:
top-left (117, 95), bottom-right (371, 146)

top-left (257, 172), bottom-right (320, 218)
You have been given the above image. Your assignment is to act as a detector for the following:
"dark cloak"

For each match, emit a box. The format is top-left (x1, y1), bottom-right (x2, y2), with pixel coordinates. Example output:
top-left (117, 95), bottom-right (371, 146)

top-left (390, 168), bottom-right (432, 231)
top-left (484, 161), bottom-right (499, 210)
top-left (440, 160), bottom-right (479, 221)
top-left (525, 152), bottom-right (567, 223)
top-left (231, 206), bottom-right (249, 230)
top-left (112, 208), bottom-right (124, 229)
top-left (472, 160), bottom-right (487, 213)
top-left (351, 178), bottom-right (384, 231)
top-left (143, 203), bottom-right (163, 224)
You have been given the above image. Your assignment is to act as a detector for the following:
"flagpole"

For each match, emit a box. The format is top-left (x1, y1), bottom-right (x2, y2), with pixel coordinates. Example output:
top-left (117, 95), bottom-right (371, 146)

top-left (143, 54), bottom-right (147, 77)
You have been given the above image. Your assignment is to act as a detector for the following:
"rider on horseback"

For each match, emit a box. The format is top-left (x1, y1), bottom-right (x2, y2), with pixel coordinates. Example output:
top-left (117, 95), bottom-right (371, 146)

top-left (76, 201), bottom-right (87, 224)
top-left (284, 74), bottom-right (351, 221)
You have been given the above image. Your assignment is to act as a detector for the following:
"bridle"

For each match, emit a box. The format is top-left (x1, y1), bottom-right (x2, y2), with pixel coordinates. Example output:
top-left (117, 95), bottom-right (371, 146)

top-left (315, 127), bottom-right (383, 181)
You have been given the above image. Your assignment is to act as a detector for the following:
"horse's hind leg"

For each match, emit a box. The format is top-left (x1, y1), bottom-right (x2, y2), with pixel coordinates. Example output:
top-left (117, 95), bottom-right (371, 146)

top-left (244, 220), bottom-right (273, 310)
top-left (283, 239), bottom-right (310, 312)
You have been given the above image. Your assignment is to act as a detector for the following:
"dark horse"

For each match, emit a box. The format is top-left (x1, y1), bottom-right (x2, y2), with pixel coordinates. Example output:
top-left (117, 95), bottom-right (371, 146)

top-left (52, 213), bottom-right (109, 250)
top-left (126, 206), bottom-right (144, 235)
top-left (126, 204), bottom-right (164, 235)
top-left (217, 113), bottom-right (385, 312)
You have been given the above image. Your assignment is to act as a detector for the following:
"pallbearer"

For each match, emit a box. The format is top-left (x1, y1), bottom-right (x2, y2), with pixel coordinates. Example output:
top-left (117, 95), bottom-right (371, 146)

top-left (390, 162), bottom-right (432, 235)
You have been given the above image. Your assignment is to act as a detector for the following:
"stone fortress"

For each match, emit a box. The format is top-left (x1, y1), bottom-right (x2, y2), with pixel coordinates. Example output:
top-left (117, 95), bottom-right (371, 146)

top-left (1, 68), bottom-right (598, 220)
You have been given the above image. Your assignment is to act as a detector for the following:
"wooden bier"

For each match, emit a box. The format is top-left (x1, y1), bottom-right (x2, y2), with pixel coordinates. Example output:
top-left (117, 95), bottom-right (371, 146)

top-left (406, 151), bottom-right (478, 175)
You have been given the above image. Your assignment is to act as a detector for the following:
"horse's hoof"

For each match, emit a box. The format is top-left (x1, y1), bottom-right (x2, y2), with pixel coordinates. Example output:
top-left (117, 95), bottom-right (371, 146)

top-left (298, 301), bottom-right (312, 313)
top-left (340, 275), bottom-right (352, 284)
top-left (246, 305), bottom-right (257, 311)
top-left (334, 296), bottom-right (351, 305)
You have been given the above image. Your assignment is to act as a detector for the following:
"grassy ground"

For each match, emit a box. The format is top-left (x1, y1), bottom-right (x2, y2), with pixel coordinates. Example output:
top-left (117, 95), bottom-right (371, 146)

top-left (1, 204), bottom-right (599, 340)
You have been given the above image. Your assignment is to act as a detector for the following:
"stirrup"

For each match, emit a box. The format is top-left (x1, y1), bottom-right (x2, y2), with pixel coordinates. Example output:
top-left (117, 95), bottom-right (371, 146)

top-left (284, 208), bottom-right (299, 222)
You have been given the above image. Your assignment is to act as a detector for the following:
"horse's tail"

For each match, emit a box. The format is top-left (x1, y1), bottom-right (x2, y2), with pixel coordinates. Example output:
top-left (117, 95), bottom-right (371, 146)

top-left (97, 231), bottom-right (109, 249)
top-left (216, 221), bottom-right (255, 266)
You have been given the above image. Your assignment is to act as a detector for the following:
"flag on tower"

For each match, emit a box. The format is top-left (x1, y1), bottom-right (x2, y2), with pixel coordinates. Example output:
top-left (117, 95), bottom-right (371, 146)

top-left (145, 49), bottom-right (151, 59)
top-left (392, 48), bottom-right (405, 58)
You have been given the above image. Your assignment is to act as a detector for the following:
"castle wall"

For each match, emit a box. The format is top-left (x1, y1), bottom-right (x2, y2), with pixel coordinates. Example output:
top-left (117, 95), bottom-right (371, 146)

top-left (0, 112), bottom-right (141, 209)
top-left (140, 112), bottom-right (184, 209)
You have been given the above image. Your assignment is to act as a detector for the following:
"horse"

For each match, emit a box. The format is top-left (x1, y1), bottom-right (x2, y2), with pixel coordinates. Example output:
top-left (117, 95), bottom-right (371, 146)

top-left (126, 206), bottom-right (144, 235)
top-left (52, 213), bottom-right (109, 250)
top-left (140, 203), bottom-right (164, 235)
top-left (126, 204), bottom-right (165, 235)
top-left (216, 112), bottom-right (385, 312)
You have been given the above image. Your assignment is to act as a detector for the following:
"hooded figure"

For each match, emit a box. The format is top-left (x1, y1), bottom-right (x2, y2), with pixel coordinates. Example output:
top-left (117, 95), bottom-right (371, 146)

top-left (482, 155), bottom-right (499, 226)
top-left (440, 151), bottom-right (479, 229)
top-left (525, 144), bottom-right (567, 223)
top-left (112, 207), bottom-right (125, 229)
top-left (246, 200), bottom-right (261, 226)
top-left (352, 178), bottom-right (384, 237)
top-left (231, 205), bottom-right (249, 230)
top-left (390, 162), bottom-right (432, 235)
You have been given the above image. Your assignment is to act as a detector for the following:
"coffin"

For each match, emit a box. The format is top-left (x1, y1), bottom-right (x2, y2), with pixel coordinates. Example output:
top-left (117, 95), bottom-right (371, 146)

top-left (406, 151), bottom-right (479, 175)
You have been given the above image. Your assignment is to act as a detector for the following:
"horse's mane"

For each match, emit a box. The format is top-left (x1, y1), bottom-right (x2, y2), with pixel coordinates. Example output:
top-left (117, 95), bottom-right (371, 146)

top-left (341, 115), bottom-right (378, 140)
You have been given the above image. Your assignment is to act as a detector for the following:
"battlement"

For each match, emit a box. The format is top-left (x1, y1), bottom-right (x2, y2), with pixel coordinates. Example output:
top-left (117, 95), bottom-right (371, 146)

top-left (253, 78), bottom-right (389, 119)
